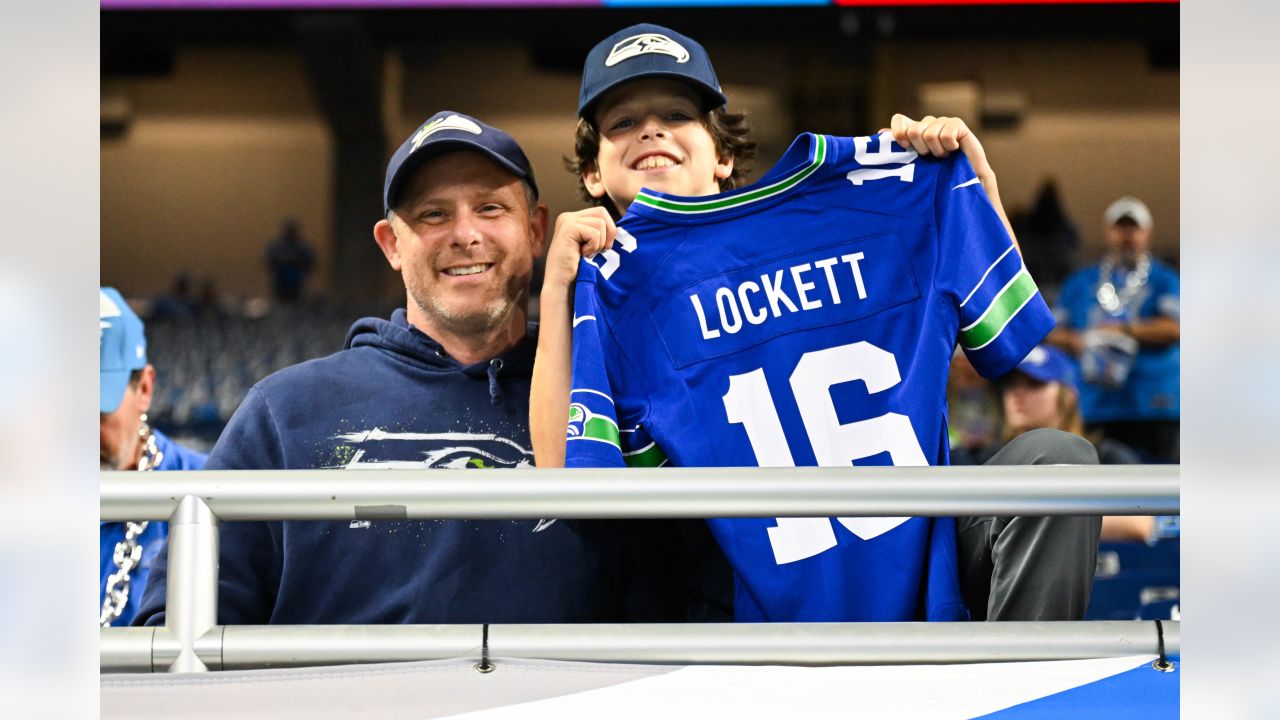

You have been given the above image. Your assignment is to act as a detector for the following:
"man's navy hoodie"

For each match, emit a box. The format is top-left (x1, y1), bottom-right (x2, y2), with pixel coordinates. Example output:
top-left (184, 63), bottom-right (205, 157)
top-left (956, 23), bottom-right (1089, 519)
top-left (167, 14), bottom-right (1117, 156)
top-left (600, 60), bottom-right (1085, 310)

top-left (134, 310), bottom-right (727, 625)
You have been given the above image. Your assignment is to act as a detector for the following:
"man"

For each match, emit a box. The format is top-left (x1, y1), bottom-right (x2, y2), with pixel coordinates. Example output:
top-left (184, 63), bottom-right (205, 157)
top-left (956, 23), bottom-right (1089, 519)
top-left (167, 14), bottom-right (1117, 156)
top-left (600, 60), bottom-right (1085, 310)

top-left (133, 111), bottom-right (717, 626)
top-left (1049, 196), bottom-right (1180, 462)
top-left (100, 286), bottom-right (206, 627)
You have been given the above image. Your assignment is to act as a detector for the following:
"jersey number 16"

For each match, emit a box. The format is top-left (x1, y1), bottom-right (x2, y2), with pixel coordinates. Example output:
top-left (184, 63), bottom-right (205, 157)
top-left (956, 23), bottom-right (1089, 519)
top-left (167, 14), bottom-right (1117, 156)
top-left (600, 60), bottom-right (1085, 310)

top-left (721, 340), bottom-right (927, 565)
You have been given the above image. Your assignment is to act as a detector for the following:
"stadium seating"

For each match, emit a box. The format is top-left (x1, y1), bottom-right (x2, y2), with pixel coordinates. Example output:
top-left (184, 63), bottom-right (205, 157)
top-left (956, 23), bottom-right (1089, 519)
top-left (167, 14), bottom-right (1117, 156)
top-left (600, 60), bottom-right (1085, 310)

top-left (144, 301), bottom-right (391, 449)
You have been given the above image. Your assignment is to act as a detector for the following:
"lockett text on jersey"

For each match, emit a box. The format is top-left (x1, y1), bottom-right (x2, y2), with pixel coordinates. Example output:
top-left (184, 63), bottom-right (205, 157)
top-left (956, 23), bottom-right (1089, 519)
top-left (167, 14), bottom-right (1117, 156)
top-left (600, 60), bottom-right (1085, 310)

top-left (691, 251), bottom-right (870, 340)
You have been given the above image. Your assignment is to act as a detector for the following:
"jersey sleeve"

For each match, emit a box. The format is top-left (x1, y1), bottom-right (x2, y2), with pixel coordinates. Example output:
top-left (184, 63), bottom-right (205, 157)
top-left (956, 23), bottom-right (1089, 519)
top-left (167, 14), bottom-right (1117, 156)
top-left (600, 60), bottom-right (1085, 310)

top-left (564, 267), bottom-right (628, 468)
top-left (933, 154), bottom-right (1056, 378)
top-left (565, 264), bottom-right (671, 468)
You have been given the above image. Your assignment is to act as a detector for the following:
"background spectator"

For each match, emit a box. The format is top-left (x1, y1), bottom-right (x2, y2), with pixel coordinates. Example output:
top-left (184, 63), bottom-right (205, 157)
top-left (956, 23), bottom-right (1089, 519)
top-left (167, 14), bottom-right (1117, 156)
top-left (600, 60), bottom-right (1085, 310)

top-left (266, 218), bottom-right (315, 303)
top-left (951, 344), bottom-right (1159, 543)
top-left (1048, 196), bottom-right (1180, 462)
top-left (99, 287), bottom-right (207, 627)
top-left (947, 350), bottom-right (1001, 461)
top-left (1011, 179), bottom-right (1080, 302)
top-left (955, 344), bottom-right (1140, 467)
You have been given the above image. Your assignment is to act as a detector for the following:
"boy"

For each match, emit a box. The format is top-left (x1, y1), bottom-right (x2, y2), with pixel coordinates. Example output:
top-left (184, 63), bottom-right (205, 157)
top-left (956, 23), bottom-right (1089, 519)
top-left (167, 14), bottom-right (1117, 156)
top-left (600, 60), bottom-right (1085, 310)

top-left (531, 23), bottom-right (1098, 622)
top-left (532, 24), bottom-right (1014, 466)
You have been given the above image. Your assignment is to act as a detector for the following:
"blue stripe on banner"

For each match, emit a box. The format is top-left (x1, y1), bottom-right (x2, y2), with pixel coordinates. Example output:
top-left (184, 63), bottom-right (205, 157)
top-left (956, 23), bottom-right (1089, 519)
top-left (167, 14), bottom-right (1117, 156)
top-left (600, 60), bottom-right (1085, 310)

top-left (975, 658), bottom-right (1179, 719)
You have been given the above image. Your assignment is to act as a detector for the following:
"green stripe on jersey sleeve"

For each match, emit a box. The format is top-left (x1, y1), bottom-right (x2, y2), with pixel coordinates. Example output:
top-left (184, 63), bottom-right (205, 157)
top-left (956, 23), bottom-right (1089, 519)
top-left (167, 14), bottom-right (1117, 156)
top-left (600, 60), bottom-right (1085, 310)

top-left (959, 271), bottom-right (1040, 350)
top-left (623, 442), bottom-right (669, 468)
top-left (583, 416), bottom-right (621, 448)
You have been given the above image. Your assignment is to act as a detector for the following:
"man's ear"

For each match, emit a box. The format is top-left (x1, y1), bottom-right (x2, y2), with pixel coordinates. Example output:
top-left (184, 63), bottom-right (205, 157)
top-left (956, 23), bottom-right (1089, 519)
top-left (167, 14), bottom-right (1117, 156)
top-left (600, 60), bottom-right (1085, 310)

top-left (582, 164), bottom-right (608, 200)
top-left (373, 217), bottom-right (403, 271)
top-left (529, 202), bottom-right (550, 258)
top-left (136, 364), bottom-right (156, 413)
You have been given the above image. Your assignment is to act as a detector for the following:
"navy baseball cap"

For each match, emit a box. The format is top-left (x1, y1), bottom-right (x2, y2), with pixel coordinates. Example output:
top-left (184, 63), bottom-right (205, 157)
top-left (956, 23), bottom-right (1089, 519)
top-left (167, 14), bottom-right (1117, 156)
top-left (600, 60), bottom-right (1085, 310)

top-left (100, 287), bottom-right (148, 414)
top-left (383, 111), bottom-right (538, 214)
top-left (578, 23), bottom-right (728, 120)
top-left (1010, 344), bottom-right (1078, 391)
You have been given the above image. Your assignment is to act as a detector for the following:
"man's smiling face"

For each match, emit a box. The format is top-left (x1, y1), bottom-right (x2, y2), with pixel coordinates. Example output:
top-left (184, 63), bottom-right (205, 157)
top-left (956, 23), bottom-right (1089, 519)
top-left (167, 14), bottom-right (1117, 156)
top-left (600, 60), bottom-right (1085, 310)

top-left (384, 151), bottom-right (543, 340)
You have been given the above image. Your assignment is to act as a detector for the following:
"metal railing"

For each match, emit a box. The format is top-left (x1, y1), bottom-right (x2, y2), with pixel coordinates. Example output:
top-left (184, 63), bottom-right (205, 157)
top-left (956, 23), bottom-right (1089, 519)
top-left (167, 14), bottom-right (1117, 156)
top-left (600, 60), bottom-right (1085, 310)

top-left (100, 465), bottom-right (1180, 674)
top-left (102, 621), bottom-right (1177, 672)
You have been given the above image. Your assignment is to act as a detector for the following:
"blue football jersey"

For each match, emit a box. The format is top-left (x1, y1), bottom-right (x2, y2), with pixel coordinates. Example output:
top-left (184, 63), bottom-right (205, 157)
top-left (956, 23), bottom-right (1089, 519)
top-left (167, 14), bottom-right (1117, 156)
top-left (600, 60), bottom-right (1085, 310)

top-left (565, 132), bottom-right (1055, 622)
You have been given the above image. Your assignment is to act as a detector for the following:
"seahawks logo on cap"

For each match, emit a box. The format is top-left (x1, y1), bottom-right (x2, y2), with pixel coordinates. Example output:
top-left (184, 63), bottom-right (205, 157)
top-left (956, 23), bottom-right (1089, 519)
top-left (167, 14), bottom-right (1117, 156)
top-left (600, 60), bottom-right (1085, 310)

top-left (605, 33), bottom-right (690, 67)
top-left (411, 114), bottom-right (483, 153)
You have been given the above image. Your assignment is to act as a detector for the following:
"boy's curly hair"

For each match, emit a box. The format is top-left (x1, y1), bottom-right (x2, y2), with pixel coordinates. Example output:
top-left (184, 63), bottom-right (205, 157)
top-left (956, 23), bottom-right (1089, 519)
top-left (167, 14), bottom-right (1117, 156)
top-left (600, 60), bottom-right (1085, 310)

top-left (565, 107), bottom-right (757, 218)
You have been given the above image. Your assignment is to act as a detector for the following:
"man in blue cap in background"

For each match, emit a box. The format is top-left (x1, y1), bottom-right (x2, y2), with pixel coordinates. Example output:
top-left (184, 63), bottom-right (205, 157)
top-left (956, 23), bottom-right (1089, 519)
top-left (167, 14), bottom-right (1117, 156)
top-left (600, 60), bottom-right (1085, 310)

top-left (100, 286), bottom-right (207, 627)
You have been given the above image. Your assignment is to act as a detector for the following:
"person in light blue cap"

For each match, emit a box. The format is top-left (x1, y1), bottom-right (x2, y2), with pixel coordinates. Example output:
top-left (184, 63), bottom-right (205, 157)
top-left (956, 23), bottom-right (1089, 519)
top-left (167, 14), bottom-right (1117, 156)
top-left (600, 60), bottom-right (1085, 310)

top-left (99, 286), bottom-right (206, 627)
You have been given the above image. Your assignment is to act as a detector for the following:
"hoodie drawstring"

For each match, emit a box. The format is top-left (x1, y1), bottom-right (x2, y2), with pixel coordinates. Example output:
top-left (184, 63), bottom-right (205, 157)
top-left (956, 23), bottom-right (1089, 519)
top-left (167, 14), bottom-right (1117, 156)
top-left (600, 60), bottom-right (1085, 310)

top-left (487, 358), bottom-right (504, 405)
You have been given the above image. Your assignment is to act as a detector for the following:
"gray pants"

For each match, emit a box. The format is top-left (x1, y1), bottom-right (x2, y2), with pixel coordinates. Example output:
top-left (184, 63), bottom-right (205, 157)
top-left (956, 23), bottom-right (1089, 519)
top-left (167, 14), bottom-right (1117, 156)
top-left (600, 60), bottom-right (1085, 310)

top-left (958, 428), bottom-right (1102, 621)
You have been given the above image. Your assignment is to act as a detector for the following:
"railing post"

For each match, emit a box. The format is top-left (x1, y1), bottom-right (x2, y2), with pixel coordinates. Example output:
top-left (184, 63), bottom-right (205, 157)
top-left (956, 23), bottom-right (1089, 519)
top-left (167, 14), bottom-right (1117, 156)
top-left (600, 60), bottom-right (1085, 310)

top-left (98, 627), bottom-right (157, 673)
top-left (163, 495), bottom-right (220, 673)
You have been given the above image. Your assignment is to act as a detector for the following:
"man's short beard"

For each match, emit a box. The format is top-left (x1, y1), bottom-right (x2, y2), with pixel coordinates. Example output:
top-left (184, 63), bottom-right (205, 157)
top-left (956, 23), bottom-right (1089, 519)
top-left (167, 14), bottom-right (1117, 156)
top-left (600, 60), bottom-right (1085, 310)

top-left (409, 268), bottom-right (531, 338)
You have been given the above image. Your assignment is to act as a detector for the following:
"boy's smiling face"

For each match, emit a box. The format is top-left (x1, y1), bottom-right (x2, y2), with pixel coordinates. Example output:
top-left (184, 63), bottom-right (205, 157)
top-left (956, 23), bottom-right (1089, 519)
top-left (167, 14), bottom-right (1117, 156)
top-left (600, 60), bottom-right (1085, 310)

top-left (583, 78), bottom-right (733, 213)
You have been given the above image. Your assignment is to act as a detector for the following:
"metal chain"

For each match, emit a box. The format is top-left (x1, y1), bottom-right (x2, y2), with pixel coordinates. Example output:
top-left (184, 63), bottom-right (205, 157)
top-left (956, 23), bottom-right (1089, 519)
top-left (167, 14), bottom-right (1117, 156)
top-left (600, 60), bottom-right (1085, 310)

top-left (1096, 252), bottom-right (1152, 317)
top-left (99, 520), bottom-right (150, 627)
top-left (100, 416), bottom-right (163, 627)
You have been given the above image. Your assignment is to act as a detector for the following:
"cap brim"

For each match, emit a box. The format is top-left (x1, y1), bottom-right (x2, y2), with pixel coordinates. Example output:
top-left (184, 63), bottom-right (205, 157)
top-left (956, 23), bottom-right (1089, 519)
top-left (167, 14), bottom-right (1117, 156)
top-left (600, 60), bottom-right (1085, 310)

top-left (101, 369), bottom-right (131, 414)
top-left (1012, 366), bottom-right (1056, 384)
top-left (580, 72), bottom-right (728, 119)
top-left (386, 139), bottom-right (532, 212)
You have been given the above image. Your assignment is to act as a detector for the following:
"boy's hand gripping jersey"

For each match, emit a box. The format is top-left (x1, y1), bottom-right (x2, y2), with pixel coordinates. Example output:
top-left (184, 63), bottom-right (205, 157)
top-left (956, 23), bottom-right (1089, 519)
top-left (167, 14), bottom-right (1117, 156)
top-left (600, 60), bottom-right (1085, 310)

top-left (566, 132), bottom-right (1055, 622)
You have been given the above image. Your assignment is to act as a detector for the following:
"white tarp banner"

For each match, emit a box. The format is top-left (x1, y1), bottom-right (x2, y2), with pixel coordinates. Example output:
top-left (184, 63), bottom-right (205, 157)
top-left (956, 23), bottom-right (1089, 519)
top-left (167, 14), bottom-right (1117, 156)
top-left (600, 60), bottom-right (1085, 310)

top-left (101, 654), bottom-right (1177, 719)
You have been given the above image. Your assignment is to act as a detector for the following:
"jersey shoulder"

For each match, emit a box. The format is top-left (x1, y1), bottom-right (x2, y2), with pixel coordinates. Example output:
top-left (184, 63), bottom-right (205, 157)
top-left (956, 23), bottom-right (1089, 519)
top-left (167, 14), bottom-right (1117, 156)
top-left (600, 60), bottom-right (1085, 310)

top-left (803, 133), bottom-right (962, 223)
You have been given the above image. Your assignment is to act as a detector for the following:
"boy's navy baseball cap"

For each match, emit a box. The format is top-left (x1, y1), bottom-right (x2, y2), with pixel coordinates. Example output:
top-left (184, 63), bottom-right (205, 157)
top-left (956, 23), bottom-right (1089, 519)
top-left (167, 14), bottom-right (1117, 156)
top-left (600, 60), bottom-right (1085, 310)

top-left (100, 287), bottom-right (148, 414)
top-left (578, 23), bottom-right (728, 120)
top-left (383, 111), bottom-right (538, 214)
top-left (1009, 344), bottom-right (1078, 391)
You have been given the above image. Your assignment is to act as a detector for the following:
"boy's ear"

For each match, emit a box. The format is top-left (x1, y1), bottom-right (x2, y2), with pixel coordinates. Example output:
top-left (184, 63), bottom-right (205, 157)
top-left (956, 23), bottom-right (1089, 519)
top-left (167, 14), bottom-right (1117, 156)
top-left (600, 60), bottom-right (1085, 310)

top-left (715, 153), bottom-right (734, 182)
top-left (582, 164), bottom-right (608, 200)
